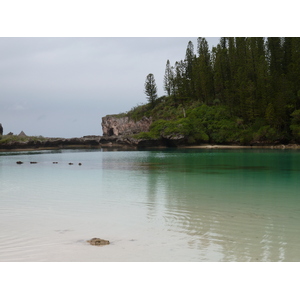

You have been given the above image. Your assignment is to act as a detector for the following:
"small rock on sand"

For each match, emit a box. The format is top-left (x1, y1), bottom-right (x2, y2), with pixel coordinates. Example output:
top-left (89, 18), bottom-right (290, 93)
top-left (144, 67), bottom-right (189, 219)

top-left (87, 238), bottom-right (110, 246)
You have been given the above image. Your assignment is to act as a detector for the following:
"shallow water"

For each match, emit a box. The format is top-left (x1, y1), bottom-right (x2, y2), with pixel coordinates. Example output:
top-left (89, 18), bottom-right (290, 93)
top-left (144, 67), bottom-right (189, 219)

top-left (1, 148), bottom-right (300, 261)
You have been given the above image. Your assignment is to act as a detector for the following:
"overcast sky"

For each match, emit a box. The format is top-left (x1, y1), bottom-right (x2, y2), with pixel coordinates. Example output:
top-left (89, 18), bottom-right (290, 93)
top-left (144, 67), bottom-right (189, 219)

top-left (0, 37), bottom-right (219, 138)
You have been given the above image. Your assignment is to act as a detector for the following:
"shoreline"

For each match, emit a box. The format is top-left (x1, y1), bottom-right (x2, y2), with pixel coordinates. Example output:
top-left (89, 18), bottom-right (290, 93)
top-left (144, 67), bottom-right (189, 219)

top-left (1, 134), bottom-right (300, 151)
top-left (180, 144), bottom-right (300, 149)
top-left (1, 143), bottom-right (300, 152)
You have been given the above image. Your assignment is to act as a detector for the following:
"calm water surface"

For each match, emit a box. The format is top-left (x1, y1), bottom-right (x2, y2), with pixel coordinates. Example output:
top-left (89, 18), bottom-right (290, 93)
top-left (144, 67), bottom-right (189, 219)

top-left (0, 148), bottom-right (299, 261)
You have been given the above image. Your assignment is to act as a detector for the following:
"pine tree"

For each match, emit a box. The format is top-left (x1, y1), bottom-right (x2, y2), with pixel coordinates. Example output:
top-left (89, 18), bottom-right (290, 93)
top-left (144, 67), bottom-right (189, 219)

top-left (174, 60), bottom-right (188, 100)
top-left (144, 73), bottom-right (158, 108)
top-left (163, 60), bottom-right (173, 96)
top-left (291, 38), bottom-right (300, 108)
top-left (184, 41), bottom-right (196, 98)
top-left (195, 37), bottom-right (214, 104)
top-left (266, 37), bottom-right (288, 129)
top-left (212, 41), bottom-right (230, 106)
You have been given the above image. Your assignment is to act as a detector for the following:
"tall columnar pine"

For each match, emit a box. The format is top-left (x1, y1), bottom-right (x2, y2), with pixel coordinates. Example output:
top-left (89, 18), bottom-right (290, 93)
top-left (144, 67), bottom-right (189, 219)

top-left (291, 38), bottom-right (300, 108)
top-left (184, 41), bottom-right (196, 99)
top-left (211, 43), bottom-right (230, 105)
top-left (144, 73), bottom-right (158, 108)
top-left (174, 60), bottom-right (187, 99)
top-left (164, 60), bottom-right (173, 96)
top-left (195, 37), bottom-right (214, 104)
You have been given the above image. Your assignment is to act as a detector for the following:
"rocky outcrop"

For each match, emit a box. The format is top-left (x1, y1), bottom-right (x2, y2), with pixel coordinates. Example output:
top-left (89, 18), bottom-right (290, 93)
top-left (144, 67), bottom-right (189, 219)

top-left (87, 238), bottom-right (110, 246)
top-left (18, 131), bottom-right (27, 137)
top-left (99, 135), bottom-right (164, 148)
top-left (102, 115), bottom-right (152, 136)
top-left (0, 136), bottom-right (102, 149)
top-left (0, 123), bottom-right (3, 135)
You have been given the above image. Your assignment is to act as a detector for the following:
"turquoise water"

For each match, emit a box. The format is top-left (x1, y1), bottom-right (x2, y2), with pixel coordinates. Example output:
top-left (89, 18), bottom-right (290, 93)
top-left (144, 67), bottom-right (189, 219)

top-left (0, 148), bottom-right (300, 261)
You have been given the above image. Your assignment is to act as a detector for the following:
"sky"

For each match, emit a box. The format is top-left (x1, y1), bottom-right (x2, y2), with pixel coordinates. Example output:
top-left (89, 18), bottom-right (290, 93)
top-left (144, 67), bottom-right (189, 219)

top-left (0, 1), bottom-right (294, 138)
top-left (0, 37), bottom-right (220, 137)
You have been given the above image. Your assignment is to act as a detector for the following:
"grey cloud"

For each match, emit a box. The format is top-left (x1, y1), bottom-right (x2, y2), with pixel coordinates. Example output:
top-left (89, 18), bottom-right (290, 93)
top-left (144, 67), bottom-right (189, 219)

top-left (0, 37), bottom-right (219, 137)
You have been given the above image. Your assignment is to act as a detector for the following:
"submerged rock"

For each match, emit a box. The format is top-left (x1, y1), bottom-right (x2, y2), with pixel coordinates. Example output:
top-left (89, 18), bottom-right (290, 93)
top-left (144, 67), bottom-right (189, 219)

top-left (87, 238), bottom-right (110, 246)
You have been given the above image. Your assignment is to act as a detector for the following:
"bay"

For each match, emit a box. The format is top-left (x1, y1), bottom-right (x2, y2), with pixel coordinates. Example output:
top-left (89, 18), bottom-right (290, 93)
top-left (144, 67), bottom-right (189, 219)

top-left (0, 148), bottom-right (300, 262)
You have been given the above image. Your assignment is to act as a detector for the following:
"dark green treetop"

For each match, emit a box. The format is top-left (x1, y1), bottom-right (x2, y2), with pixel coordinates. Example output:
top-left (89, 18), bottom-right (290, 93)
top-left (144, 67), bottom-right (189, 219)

top-left (144, 73), bottom-right (158, 108)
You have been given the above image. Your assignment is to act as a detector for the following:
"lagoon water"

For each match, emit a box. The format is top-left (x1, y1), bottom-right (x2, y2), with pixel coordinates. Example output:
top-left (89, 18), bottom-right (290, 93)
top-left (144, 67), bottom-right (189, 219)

top-left (1, 148), bottom-right (300, 262)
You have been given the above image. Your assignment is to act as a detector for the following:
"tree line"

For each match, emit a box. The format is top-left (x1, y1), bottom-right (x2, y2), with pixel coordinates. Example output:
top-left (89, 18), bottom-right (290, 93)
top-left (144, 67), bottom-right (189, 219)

top-left (143, 38), bottom-right (300, 144)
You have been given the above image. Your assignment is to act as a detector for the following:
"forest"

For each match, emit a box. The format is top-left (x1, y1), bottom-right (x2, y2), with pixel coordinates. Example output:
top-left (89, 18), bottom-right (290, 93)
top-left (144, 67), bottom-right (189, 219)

top-left (129, 38), bottom-right (300, 145)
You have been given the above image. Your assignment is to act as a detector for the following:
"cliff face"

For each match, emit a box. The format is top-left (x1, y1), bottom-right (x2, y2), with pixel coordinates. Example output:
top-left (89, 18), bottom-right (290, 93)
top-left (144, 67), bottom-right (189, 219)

top-left (101, 115), bottom-right (152, 136)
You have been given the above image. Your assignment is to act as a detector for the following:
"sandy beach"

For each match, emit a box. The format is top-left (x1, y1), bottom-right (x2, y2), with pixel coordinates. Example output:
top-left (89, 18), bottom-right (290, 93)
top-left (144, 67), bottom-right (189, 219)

top-left (181, 144), bottom-right (300, 149)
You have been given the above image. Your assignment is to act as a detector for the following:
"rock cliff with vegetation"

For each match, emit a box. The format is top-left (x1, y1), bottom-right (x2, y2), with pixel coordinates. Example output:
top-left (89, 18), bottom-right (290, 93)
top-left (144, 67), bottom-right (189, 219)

top-left (101, 115), bottom-right (152, 136)
top-left (105, 37), bottom-right (300, 147)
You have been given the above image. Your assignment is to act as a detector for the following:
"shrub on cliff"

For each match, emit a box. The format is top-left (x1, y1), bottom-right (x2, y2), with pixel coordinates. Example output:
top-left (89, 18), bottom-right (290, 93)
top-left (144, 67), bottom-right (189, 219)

top-left (128, 97), bottom-right (293, 145)
top-left (135, 113), bottom-right (208, 144)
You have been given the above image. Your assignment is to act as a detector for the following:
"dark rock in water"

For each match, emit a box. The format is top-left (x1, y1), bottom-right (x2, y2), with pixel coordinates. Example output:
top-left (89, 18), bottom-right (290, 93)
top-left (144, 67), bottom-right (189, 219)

top-left (16, 161), bottom-right (23, 164)
top-left (87, 238), bottom-right (110, 246)
top-left (53, 162), bottom-right (58, 164)
top-left (78, 163), bottom-right (82, 166)
top-left (30, 162), bottom-right (38, 164)
top-left (68, 163), bottom-right (73, 165)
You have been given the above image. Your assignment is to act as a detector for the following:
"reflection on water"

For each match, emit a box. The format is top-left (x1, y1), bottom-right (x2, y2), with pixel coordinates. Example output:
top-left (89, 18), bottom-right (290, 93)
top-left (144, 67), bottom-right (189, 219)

top-left (1, 148), bottom-right (300, 261)
top-left (138, 149), bottom-right (300, 261)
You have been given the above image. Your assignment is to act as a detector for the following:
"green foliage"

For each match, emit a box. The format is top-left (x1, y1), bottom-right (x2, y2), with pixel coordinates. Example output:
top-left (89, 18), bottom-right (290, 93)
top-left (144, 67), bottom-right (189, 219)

top-left (290, 124), bottom-right (300, 141)
top-left (290, 110), bottom-right (300, 141)
top-left (291, 109), bottom-right (300, 124)
top-left (253, 125), bottom-right (280, 142)
top-left (187, 105), bottom-right (241, 143)
top-left (134, 104), bottom-right (242, 144)
top-left (0, 135), bottom-right (47, 144)
top-left (265, 103), bottom-right (277, 127)
top-left (126, 103), bottom-right (151, 121)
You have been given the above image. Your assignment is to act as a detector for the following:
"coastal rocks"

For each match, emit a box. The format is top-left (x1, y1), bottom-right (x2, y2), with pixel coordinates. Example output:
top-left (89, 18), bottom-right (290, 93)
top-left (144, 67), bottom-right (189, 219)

top-left (87, 238), bottom-right (110, 246)
top-left (99, 135), bottom-right (164, 148)
top-left (161, 133), bottom-right (186, 147)
top-left (0, 123), bottom-right (3, 135)
top-left (102, 115), bottom-right (152, 136)
top-left (0, 136), bottom-right (102, 149)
